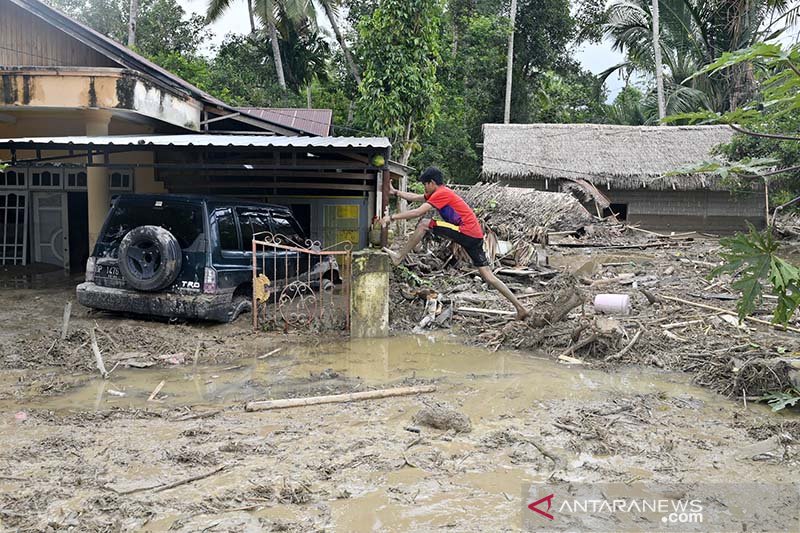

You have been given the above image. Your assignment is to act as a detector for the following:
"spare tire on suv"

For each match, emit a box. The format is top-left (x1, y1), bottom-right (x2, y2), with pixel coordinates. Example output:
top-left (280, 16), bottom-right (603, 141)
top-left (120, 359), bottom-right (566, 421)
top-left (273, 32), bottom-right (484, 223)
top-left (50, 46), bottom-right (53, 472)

top-left (118, 225), bottom-right (182, 291)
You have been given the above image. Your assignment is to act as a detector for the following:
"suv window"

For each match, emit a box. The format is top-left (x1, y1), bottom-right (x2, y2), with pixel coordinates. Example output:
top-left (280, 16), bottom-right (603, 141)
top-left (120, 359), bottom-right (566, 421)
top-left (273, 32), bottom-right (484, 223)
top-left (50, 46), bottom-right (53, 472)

top-left (100, 201), bottom-right (203, 252)
top-left (236, 208), bottom-right (271, 251)
top-left (215, 208), bottom-right (239, 250)
top-left (271, 212), bottom-right (305, 244)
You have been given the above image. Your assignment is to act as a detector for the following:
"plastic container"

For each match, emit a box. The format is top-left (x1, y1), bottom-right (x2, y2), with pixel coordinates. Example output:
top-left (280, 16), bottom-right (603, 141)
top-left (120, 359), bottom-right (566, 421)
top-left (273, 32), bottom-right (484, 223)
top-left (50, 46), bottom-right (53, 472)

top-left (594, 294), bottom-right (631, 315)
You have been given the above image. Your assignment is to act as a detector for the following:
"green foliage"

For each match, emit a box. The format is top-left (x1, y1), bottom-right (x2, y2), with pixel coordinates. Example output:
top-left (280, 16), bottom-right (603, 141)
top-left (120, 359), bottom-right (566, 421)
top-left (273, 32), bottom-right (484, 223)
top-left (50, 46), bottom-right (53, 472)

top-left (356, 0), bottom-right (444, 157)
top-left (711, 223), bottom-right (800, 324)
top-left (603, 85), bottom-right (646, 125)
top-left (0, 163), bottom-right (7, 172)
top-left (759, 389), bottom-right (800, 411)
top-left (529, 69), bottom-right (605, 124)
top-left (602, 0), bottom-right (799, 114)
top-left (47, 0), bottom-right (210, 57)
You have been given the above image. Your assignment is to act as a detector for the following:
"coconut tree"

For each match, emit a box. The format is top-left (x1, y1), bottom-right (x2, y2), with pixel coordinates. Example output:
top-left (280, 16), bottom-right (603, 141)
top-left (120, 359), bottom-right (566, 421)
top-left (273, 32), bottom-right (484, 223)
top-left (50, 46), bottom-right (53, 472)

top-left (319, 0), bottom-right (360, 84)
top-left (206, 0), bottom-right (319, 91)
top-left (602, 0), bottom-right (800, 113)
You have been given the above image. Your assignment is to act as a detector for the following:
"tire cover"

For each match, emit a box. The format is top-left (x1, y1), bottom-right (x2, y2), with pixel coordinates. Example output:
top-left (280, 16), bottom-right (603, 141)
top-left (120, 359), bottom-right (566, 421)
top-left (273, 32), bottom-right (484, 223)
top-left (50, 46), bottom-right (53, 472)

top-left (118, 225), bottom-right (182, 291)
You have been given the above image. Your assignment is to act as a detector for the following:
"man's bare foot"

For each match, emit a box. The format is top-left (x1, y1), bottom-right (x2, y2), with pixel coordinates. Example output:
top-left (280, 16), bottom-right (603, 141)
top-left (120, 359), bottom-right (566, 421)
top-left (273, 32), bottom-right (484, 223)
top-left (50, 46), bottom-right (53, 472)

top-left (382, 247), bottom-right (402, 266)
top-left (516, 309), bottom-right (530, 321)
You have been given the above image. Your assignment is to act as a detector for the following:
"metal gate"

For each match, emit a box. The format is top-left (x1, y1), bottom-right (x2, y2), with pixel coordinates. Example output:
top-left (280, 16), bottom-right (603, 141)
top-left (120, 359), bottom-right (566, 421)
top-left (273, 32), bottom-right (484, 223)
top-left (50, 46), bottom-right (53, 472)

top-left (252, 233), bottom-right (352, 332)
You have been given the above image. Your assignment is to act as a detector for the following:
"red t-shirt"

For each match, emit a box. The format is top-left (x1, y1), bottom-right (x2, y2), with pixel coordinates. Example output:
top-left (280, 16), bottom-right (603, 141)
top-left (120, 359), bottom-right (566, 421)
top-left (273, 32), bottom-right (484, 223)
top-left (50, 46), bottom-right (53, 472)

top-left (425, 186), bottom-right (483, 239)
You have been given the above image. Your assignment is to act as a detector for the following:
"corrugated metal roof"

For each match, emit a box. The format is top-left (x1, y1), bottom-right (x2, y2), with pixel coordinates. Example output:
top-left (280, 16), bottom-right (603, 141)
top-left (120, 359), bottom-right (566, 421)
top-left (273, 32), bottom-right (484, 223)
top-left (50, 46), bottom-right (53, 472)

top-left (239, 108), bottom-right (333, 136)
top-left (0, 134), bottom-right (391, 149)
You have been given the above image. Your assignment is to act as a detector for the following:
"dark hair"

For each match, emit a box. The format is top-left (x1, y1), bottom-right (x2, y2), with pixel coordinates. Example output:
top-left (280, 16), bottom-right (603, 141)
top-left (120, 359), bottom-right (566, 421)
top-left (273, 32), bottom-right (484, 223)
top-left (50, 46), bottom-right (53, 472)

top-left (419, 167), bottom-right (444, 185)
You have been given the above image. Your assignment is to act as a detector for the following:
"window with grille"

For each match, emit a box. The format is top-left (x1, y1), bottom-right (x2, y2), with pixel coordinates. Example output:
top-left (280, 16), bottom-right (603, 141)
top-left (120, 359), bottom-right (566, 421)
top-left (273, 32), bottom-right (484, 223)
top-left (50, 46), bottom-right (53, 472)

top-left (0, 192), bottom-right (28, 265)
top-left (0, 168), bottom-right (26, 189)
top-left (30, 168), bottom-right (63, 189)
top-left (66, 170), bottom-right (88, 190)
top-left (109, 170), bottom-right (133, 191)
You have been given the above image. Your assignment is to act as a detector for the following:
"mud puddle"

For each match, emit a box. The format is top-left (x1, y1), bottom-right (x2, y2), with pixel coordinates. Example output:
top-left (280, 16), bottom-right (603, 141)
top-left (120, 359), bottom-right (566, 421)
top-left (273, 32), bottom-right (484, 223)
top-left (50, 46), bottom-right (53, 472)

top-left (5, 334), bottom-right (744, 414)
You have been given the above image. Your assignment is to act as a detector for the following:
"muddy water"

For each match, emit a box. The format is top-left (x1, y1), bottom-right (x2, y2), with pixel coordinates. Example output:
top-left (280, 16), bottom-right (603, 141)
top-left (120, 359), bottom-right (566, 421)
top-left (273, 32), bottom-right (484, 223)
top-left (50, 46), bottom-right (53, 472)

top-left (1, 335), bottom-right (794, 532)
top-left (5, 334), bottom-right (740, 414)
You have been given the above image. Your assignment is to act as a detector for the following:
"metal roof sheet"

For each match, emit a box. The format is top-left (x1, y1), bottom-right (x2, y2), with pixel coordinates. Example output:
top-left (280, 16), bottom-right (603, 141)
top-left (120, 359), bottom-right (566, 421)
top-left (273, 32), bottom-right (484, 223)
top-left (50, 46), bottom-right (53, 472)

top-left (239, 108), bottom-right (333, 136)
top-left (0, 134), bottom-right (391, 150)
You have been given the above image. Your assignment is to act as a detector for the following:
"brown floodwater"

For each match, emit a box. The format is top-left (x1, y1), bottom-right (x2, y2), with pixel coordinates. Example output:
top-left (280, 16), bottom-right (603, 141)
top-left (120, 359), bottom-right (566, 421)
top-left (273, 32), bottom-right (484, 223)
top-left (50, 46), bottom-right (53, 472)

top-left (2, 334), bottom-right (750, 415)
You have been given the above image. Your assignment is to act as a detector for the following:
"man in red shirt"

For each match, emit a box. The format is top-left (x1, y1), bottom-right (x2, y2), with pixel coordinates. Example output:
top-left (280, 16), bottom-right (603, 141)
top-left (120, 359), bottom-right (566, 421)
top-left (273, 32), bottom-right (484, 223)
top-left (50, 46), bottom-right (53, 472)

top-left (381, 167), bottom-right (529, 320)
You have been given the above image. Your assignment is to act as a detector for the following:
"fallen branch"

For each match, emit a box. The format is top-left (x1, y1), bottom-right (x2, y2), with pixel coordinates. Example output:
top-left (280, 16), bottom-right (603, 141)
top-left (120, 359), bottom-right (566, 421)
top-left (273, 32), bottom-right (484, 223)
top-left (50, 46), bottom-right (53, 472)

top-left (245, 385), bottom-right (437, 412)
top-left (659, 294), bottom-right (800, 334)
top-left (153, 465), bottom-right (229, 493)
top-left (557, 334), bottom-right (598, 359)
top-left (89, 328), bottom-right (109, 379)
top-left (172, 409), bottom-right (222, 422)
top-left (106, 465), bottom-right (229, 495)
top-left (456, 307), bottom-right (516, 317)
top-left (605, 330), bottom-right (642, 362)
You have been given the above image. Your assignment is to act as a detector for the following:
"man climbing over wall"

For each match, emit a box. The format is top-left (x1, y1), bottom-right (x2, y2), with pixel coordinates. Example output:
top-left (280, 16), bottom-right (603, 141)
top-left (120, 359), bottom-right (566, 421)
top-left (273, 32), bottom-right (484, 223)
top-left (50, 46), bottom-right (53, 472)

top-left (381, 166), bottom-right (529, 320)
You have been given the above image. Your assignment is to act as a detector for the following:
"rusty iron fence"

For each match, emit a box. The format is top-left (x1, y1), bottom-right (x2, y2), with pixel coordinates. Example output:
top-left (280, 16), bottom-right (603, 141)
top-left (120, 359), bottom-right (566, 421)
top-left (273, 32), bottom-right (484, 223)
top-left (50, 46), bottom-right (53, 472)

top-left (252, 233), bottom-right (352, 332)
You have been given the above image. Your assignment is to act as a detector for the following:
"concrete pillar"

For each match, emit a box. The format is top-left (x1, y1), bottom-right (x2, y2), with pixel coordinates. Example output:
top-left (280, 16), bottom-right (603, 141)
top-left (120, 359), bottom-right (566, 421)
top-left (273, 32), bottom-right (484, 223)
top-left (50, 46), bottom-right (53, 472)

top-left (350, 249), bottom-right (390, 338)
top-left (85, 112), bottom-right (111, 251)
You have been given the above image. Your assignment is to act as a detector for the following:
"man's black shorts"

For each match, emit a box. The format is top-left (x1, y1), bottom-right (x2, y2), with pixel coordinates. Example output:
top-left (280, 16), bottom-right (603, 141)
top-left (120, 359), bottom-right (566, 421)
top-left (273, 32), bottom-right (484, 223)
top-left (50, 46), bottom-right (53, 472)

top-left (429, 223), bottom-right (489, 267)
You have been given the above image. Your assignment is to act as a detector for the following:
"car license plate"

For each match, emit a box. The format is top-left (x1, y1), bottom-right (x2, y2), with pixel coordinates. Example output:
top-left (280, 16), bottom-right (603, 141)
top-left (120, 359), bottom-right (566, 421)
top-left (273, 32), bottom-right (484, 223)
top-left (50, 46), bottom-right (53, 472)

top-left (96, 264), bottom-right (122, 278)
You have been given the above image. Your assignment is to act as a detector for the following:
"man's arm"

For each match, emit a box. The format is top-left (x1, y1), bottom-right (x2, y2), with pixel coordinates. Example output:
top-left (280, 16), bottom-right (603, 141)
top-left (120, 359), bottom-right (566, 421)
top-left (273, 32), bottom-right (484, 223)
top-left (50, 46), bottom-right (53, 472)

top-left (381, 202), bottom-right (433, 226)
top-left (390, 183), bottom-right (425, 203)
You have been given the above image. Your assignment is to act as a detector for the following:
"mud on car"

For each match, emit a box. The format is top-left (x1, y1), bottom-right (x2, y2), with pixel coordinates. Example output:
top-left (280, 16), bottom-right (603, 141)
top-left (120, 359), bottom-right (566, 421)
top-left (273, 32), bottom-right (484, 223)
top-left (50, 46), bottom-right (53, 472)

top-left (77, 194), bottom-right (337, 322)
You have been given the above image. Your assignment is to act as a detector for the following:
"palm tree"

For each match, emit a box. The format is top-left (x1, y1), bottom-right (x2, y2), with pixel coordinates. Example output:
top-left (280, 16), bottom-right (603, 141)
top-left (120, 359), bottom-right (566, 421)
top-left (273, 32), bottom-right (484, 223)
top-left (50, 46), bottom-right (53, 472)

top-left (207, 0), bottom-right (318, 91)
top-left (602, 0), bottom-right (800, 113)
top-left (319, 0), bottom-right (361, 84)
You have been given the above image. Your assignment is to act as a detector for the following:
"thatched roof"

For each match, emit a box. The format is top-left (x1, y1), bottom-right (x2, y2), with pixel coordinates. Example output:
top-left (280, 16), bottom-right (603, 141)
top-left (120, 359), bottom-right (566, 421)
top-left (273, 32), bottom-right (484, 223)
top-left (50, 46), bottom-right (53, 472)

top-left (461, 182), bottom-right (594, 233)
top-left (482, 123), bottom-right (735, 191)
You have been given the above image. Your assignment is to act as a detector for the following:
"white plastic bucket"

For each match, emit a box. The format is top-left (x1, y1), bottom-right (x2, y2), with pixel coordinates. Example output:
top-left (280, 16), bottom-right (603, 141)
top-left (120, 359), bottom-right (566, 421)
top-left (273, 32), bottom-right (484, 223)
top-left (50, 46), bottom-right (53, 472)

top-left (594, 294), bottom-right (631, 315)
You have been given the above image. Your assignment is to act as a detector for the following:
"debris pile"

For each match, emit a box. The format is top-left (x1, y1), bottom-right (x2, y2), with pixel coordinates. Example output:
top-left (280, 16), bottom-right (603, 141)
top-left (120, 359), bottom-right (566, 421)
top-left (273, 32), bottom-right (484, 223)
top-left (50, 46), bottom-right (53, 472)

top-left (389, 183), bottom-right (800, 400)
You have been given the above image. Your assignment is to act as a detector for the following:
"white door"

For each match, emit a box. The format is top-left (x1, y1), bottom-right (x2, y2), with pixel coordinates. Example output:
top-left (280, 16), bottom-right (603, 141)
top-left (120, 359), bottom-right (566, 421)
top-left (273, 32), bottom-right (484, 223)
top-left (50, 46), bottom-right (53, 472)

top-left (32, 192), bottom-right (69, 269)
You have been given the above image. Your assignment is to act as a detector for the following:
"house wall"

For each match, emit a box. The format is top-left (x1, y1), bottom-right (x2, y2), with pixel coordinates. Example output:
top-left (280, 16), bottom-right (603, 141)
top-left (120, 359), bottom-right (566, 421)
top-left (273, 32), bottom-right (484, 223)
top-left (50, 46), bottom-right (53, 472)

top-left (502, 177), bottom-right (765, 232)
top-left (0, 0), bottom-right (118, 67)
top-left (598, 188), bottom-right (765, 232)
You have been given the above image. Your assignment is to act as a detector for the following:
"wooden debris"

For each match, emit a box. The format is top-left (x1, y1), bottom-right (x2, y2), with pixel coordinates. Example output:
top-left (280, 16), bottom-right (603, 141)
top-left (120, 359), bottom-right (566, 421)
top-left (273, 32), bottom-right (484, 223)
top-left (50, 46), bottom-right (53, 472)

top-left (456, 307), bottom-right (516, 317)
top-left (106, 465), bottom-right (229, 495)
top-left (257, 347), bottom-right (282, 359)
top-left (245, 385), bottom-right (437, 412)
top-left (147, 380), bottom-right (166, 402)
top-left (659, 294), bottom-right (800, 334)
top-left (61, 302), bottom-right (72, 340)
top-left (89, 328), bottom-right (109, 379)
top-left (605, 330), bottom-right (643, 362)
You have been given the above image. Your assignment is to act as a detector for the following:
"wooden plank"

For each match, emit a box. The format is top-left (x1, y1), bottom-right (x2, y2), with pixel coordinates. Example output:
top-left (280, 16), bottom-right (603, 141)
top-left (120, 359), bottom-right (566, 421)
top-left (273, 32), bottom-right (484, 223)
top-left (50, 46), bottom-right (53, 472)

top-left (245, 385), bottom-right (437, 412)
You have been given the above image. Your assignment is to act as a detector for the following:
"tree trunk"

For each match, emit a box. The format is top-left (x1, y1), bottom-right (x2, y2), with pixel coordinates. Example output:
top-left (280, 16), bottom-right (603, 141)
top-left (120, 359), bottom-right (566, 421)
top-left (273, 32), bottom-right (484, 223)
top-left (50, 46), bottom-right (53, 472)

top-left (322, 0), bottom-right (361, 85)
top-left (651, 0), bottom-right (666, 122)
top-left (247, 0), bottom-right (255, 34)
top-left (267, 19), bottom-right (287, 91)
top-left (503, 0), bottom-right (517, 124)
top-left (400, 120), bottom-right (414, 166)
top-left (127, 0), bottom-right (139, 48)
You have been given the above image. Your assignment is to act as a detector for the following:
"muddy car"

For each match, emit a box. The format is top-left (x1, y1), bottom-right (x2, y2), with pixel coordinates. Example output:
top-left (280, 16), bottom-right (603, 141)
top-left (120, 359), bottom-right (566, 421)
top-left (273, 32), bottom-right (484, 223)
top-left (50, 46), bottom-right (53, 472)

top-left (77, 194), bottom-right (336, 322)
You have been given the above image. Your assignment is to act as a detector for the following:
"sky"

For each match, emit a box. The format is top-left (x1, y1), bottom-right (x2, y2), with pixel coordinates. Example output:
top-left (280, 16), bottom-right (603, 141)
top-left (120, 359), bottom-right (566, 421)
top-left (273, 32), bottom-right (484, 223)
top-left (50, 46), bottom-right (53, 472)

top-left (176, 0), bottom-right (629, 101)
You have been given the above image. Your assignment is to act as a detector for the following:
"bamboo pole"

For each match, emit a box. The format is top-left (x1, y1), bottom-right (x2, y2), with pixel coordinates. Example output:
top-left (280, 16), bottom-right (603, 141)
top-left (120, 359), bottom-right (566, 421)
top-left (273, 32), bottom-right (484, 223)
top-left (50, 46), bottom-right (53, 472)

top-left (659, 294), bottom-right (800, 334)
top-left (245, 385), bottom-right (437, 412)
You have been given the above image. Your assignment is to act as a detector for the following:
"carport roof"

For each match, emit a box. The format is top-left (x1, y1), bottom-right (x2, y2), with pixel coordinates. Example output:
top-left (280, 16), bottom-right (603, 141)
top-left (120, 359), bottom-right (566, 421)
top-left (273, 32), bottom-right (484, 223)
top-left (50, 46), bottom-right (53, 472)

top-left (0, 134), bottom-right (392, 150)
